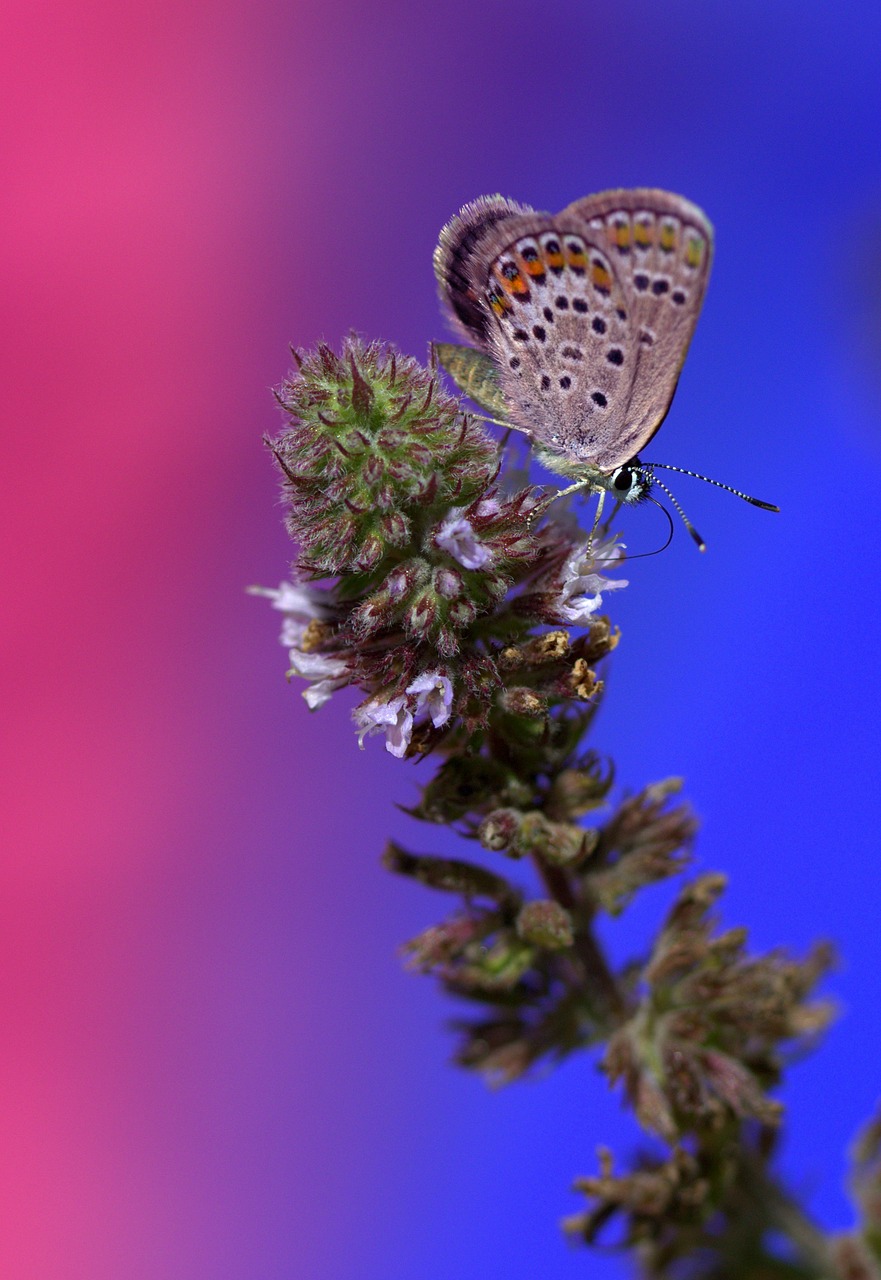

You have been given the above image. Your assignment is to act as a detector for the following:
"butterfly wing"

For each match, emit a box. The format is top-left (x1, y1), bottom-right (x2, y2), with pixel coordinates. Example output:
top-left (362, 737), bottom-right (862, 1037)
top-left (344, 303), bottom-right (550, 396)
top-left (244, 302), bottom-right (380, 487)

top-left (463, 210), bottom-right (637, 472)
top-left (562, 189), bottom-right (714, 467)
top-left (434, 190), bottom-right (713, 474)
top-left (433, 342), bottom-right (511, 420)
top-left (433, 195), bottom-right (535, 344)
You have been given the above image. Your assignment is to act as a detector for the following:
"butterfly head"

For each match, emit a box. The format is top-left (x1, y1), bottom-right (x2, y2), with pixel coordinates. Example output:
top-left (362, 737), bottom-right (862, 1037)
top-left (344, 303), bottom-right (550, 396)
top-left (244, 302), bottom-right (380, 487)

top-left (605, 462), bottom-right (653, 505)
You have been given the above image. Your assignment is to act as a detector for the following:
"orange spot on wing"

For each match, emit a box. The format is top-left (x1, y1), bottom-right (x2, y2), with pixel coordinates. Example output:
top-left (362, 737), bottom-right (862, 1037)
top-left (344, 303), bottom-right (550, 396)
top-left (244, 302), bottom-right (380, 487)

top-left (685, 236), bottom-right (704, 267)
top-left (660, 222), bottom-right (677, 252)
top-left (488, 290), bottom-right (512, 316)
top-left (591, 261), bottom-right (612, 291)
top-left (634, 220), bottom-right (653, 248)
top-left (494, 265), bottom-right (530, 295)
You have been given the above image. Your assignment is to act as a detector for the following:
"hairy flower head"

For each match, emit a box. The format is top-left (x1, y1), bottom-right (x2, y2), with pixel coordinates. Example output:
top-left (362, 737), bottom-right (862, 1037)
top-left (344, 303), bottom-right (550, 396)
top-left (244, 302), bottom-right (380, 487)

top-left (257, 338), bottom-right (629, 755)
top-left (270, 336), bottom-right (496, 575)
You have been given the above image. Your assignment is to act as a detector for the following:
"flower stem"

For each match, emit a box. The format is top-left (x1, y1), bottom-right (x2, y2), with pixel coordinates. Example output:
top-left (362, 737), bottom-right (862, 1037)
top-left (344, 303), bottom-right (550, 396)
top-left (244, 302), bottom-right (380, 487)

top-left (533, 855), bottom-right (628, 1023)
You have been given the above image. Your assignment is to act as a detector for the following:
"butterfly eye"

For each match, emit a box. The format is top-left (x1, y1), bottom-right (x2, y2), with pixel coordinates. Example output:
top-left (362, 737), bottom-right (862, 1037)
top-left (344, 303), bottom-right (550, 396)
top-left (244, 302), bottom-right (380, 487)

top-left (608, 465), bottom-right (651, 504)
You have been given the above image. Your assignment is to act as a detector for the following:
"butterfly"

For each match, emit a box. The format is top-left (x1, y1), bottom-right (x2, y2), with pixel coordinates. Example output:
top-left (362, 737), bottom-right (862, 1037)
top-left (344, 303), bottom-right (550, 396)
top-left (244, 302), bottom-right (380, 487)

top-left (433, 189), bottom-right (777, 547)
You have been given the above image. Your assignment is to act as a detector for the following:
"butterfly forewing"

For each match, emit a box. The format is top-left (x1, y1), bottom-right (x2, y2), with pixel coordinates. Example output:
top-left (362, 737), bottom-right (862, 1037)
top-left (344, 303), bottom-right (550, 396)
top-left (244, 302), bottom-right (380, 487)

top-left (474, 215), bottom-right (635, 470)
top-left (566, 189), bottom-right (714, 466)
top-left (433, 196), bottom-right (532, 343)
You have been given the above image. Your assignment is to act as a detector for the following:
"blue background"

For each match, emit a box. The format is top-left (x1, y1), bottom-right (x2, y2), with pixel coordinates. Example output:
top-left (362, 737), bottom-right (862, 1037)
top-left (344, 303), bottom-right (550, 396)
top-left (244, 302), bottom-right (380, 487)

top-left (294, 5), bottom-right (881, 1277)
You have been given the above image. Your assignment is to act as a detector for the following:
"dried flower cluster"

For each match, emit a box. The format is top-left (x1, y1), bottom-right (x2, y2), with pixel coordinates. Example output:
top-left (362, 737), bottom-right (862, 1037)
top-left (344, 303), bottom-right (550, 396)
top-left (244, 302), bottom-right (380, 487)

top-left (605, 874), bottom-right (834, 1141)
top-left (829, 1112), bottom-right (881, 1280)
top-left (257, 335), bottom-right (863, 1280)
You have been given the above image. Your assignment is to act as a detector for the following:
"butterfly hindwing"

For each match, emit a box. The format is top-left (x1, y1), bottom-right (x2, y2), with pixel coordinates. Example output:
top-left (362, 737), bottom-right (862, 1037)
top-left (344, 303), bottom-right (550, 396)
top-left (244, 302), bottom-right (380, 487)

top-left (433, 342), bottom-right (511, 421)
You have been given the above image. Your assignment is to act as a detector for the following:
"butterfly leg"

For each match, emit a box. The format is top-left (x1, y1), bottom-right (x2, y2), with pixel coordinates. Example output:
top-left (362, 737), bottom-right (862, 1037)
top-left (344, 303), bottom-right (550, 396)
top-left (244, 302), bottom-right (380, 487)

top-left (526, 476), bottom-right (597, 530)
top-left (552, 477), bottom-right (597, 504)
top-left (465, 411), bottom-right (535, 458)
top-left (586, 487), bottom-right (607, 558)
top-left (467, 411), bottom-right (530, 435)
top-left (600, 497), bottom-right (623, 537)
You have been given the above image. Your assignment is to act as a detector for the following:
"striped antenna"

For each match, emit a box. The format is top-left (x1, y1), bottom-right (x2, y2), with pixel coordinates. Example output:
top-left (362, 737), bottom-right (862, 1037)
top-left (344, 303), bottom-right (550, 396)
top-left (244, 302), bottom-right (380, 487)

top-left (647, 474), bottom-right (707, 551)
top-left (641, 462), bottom-right (780, 513)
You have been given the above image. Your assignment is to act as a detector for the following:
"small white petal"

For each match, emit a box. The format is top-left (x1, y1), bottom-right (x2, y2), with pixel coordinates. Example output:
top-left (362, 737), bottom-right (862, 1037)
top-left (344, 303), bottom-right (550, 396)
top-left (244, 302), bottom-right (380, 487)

top-left (407, 671), bottom-right (454, 728)
top-left (251, 581), bottom-right (333, 648)
top-left (354, 695), bottom-right (414, 756)
top-left (303, 681), bottom-right (339, 710)
top-left (435, 508), bottom-right (492, 571)
top-left (384, 708), bottom-right (415, 757)
top-left (553, 536), bottom-right (628, 625)
top-left (288, 650), bottom-right (348, 680)
top-left (286, 649), bottom-right (348, 709)
top-left (280, 617), bottom-right (308, 648)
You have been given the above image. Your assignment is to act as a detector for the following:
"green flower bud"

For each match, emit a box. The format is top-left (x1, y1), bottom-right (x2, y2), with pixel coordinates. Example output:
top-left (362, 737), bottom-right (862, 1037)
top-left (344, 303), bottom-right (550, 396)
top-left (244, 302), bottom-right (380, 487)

top-left (477, 808), bottom-right (523, 852)
top-left (516, 899), bottom-right (575, 950)
top-left (270, 336), bottom-right (496, 574)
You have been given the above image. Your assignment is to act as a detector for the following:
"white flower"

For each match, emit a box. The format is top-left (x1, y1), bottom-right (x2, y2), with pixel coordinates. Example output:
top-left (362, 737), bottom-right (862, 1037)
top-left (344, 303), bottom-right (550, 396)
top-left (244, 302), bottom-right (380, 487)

top-left (406, 671), bottom-right (454, 728)
top-left (249, 581), bottom-right (331, 648)
top-left (354, 696), bottom-right (414, 758)
top-left (435, 508), bottom-right (492, 570)
top-left (475, 498), bottom-right (501, 518)
top-left (556, 536), bottom-right (628, 626)
top-left (302, 682), bottom-right (341, 710)
top-left (287, 649), bottom-right (349, 710)
top-left (353, 672), bottom-right (455, 758)
top-left (251, 581), bottom-right (346, 707)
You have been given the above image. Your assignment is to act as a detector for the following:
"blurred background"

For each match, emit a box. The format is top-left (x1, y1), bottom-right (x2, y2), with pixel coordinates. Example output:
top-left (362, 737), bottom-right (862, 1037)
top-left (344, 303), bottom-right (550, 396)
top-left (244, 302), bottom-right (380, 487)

top-left (3, 1), bottom-right (881, 1276)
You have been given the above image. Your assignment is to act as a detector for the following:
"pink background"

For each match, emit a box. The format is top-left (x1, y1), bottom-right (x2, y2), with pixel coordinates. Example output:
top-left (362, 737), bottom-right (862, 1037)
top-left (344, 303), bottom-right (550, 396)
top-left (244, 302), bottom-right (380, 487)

top-left (4, 1), bottom-right (881, 1276)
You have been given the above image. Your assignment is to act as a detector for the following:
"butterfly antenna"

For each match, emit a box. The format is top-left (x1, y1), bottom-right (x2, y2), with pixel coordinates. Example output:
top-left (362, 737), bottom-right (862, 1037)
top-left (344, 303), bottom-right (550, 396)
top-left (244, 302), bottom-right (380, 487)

top-left (642, 462), bottom-right (780, 513)
top-left (648, 475), bottom-right (707, 552)
top-left (589, 497), bottom-right (674, 563)
top-left (637, 494), bottom-right (675, 556)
